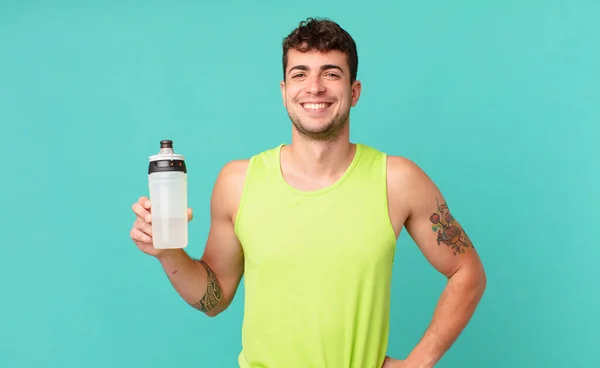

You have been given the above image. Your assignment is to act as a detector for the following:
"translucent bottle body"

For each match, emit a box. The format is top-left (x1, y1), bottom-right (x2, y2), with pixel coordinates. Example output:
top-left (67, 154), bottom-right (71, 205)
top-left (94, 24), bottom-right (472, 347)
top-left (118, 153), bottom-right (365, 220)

top-left (148, 171), bottom-right (188, 249)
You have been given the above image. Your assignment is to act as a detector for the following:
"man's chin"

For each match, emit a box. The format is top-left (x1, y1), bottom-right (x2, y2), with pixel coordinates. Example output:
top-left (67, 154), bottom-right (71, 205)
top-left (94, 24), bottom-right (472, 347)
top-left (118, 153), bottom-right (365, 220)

top-left (300, 123), bottom-right (333, 134)
top-left (293, 121), bottom-right (346, 141)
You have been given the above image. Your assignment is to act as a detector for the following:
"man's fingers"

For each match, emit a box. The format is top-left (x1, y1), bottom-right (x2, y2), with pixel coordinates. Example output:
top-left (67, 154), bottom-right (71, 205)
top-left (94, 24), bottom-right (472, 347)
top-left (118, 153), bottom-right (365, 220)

top-left (134, 196), bottom-right (151, 212)
top-left (134, 218), bottom-right (152, 236)
top-left (130, 228), bottom-right (152, 244)
top-left (132, 202), bottom-right (152, 222)
top-left (132, 202), bottom-right (146, 216)
top-left (139, 196), bottom-right (151, 210)
top-left (188, 208), bottom-right (193, 221)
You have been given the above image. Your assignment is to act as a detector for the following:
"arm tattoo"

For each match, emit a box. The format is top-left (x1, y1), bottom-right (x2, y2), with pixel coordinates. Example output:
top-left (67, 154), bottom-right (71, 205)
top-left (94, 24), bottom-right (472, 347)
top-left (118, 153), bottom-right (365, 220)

top-left (191, 260), bottom-right (222, 313)
top-left (429, 198), bottom-right (474, 256)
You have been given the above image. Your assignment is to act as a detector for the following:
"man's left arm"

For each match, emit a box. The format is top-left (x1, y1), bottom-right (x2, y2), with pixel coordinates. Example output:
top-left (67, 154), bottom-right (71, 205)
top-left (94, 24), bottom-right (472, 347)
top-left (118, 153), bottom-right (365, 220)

top-left (391, 157), bottom-right (487, 367)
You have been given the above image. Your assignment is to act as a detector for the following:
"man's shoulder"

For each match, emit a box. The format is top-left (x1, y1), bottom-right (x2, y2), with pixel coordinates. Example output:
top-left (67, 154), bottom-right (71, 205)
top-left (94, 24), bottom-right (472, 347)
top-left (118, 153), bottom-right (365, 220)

top-left (382, 153), bottom-right (440, 225)
top-left (220, 158), bottom-right (251, 177)
top-left (384, 153), bottom-right (435, 197)
top-left (387, 152), bottom-right (418, 169)
top-left (353, 143), bottom-right (430, 188)
top-left (217, 144), bottom-right (283, 186)
top-left (385, 154), bottom-right (425, 180)
top-left (213, 145), bottom-right (282, 217)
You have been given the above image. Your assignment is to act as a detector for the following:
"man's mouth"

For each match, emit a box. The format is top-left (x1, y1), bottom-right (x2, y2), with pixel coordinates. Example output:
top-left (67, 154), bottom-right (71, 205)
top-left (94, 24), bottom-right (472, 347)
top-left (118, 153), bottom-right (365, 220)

top-left (301, 102), bottom-right (332, 111)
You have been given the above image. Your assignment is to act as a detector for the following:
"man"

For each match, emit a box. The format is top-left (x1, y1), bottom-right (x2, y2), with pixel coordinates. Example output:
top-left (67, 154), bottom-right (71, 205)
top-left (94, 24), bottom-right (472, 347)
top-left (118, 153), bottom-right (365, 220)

top-left (130, 17), bottom-right (486, 368)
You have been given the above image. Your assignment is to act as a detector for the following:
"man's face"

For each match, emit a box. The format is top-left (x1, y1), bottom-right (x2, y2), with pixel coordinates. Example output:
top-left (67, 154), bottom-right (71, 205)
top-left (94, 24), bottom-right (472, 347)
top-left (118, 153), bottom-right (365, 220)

top-left (280, 48), bottom-right (361, 141)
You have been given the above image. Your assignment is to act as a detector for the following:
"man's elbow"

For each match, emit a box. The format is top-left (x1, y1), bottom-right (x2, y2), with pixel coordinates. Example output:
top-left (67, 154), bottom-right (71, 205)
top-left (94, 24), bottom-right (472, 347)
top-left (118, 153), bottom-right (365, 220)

top-left (193, 298), bottom-right (230, 318)
top-left (469, 261), bottom-right (487, 298)
top-left (207, 296), bottom-right (236, 317)
top-left (452, 258), bottom-right (487, 298)
top-left (203, 309), bottom-right (222, 318)
top-left (198, 286), bottom-right (237, 318)
top-left (475, 268), bottom-right (487, 299)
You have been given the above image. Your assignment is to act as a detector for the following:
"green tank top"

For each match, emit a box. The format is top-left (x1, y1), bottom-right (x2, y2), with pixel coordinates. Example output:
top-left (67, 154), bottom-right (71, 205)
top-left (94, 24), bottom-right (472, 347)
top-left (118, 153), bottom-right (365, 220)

top-left (234, 143), bottom-right (397, 368)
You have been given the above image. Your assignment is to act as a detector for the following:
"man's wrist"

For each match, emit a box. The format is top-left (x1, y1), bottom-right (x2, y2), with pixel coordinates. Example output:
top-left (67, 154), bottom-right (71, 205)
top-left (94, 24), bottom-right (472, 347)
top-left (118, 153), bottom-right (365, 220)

top-left (403, 341), bottom-right (438, 368)
top-left (155, 248), bottom-right (185, 264)
top-left (403, 358), bottom-right (435, 368)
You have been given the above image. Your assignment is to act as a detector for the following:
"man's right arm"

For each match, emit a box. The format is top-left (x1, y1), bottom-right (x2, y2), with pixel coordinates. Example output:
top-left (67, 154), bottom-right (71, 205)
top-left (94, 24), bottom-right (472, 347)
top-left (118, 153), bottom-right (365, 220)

top-left (131, 160), bottom-right (248, 317)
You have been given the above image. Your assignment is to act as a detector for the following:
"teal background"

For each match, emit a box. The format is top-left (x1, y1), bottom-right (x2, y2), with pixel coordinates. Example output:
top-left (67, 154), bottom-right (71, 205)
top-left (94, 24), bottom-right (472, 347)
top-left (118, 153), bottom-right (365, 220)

top-left (1, 1), bottom-right (598, 367)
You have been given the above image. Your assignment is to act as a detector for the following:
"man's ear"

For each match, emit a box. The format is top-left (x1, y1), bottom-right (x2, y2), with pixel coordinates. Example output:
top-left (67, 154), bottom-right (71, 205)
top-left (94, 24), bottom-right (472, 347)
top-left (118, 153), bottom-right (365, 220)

top-left (351, 80), bottom-right (362, 107)
top-left (280, 80), bottom-right (286, 107)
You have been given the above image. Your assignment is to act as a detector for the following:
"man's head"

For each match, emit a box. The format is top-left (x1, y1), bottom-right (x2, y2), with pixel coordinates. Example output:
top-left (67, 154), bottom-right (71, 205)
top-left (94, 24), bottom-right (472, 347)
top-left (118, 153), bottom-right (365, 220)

top-left (280, 18), bottom-right (362, 142)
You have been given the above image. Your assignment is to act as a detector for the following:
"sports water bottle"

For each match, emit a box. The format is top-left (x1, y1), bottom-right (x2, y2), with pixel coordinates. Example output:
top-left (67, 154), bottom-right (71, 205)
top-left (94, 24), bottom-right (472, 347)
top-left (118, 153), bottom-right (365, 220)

top-left (148, 139), bottom-right (188, 249)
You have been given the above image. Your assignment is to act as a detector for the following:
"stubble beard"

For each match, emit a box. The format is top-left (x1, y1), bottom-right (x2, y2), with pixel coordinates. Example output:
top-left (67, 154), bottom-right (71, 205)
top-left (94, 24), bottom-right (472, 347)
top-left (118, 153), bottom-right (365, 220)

top-left (287, 104), bottom-right (351, 143)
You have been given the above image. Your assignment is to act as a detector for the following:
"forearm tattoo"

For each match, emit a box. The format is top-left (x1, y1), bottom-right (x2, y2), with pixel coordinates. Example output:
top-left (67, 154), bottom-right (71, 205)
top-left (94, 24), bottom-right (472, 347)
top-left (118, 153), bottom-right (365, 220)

top-left (191, 260), bottom-right (222, 313)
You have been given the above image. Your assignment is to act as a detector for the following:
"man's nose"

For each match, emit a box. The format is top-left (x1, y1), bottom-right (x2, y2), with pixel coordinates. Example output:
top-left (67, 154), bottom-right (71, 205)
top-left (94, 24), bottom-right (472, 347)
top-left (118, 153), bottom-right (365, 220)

top-left (307, 77), bottom-right (326, 94)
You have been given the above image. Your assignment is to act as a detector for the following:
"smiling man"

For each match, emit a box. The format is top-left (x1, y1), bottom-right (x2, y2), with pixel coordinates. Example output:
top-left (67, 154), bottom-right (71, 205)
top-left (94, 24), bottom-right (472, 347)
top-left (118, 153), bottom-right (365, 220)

top-left (130, 17), bottom-right (487, 368)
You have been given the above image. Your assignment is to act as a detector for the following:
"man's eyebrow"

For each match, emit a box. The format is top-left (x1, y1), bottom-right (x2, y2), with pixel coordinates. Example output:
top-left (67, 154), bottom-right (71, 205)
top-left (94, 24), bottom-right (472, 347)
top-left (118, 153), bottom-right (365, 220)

top-left (288, 64), bottom-right (345, 74)
top-left (288, 65), bottom-right (309, 73)
top-left (321, 64), bottom-right (344, 73)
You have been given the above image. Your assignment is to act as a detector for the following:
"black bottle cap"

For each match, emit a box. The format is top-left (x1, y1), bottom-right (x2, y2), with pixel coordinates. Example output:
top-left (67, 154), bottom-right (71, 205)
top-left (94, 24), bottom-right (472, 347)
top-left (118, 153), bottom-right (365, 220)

top-left (148, 139), bottom-right (187, 174)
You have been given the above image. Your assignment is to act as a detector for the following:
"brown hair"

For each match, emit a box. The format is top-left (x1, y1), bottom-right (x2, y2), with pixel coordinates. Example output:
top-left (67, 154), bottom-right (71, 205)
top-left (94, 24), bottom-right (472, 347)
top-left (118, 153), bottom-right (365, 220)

top-left (282, 17), bottom-right (358, 83)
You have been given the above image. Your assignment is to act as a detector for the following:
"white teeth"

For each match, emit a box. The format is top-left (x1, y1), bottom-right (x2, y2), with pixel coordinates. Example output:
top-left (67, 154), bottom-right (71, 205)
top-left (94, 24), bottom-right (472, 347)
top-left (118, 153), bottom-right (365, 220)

top-left (303, 103), bottom-right (328, 110)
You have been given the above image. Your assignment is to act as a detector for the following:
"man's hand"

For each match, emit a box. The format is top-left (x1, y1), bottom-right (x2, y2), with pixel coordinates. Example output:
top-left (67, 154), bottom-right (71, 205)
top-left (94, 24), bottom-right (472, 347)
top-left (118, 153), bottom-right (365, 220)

top-left (130, 196), bottom-right (193, 258)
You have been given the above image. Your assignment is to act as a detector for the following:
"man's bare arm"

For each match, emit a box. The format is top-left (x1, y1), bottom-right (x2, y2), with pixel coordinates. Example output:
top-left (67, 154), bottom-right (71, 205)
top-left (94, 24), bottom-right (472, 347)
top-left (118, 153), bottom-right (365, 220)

top-left (156, 159), bottom-right (248, 317)
top-left (388, 156), bottom-right (487, 367)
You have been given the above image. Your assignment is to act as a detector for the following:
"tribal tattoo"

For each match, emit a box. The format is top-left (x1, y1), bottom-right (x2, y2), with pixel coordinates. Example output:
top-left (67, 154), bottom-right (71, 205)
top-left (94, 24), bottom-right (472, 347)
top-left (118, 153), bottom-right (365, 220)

top-left (429, 198), bottom-right (474, 256)
top-left (191, 260), bottom-right (222, 313)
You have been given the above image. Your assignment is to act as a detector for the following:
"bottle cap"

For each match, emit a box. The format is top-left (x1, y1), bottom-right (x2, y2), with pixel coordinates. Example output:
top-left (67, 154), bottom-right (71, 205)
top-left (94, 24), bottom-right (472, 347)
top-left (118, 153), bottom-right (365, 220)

top-left (148, 139), bottom-right (187, 174)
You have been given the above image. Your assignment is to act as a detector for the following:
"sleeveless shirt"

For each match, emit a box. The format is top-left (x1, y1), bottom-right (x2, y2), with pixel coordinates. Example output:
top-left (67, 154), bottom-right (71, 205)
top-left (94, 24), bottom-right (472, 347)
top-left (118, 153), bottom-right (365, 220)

top-left (234, 143), bottom-right (397, 368)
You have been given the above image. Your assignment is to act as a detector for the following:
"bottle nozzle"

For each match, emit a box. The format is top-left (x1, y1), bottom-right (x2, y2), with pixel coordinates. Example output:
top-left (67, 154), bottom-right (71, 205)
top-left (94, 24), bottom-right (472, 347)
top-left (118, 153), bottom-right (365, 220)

top-left (159, 139), bottom-right (174, 154)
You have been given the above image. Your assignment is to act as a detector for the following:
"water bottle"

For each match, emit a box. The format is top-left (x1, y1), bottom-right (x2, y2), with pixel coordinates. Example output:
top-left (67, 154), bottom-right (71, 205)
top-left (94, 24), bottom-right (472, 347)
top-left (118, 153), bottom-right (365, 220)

top-left (148, 139), bottom-right (188, 249)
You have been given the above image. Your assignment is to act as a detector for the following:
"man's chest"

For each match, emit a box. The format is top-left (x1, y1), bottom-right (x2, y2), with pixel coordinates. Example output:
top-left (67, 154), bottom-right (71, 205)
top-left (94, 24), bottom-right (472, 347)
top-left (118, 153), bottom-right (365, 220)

top-left (236, 195), bottom-right (398, 270)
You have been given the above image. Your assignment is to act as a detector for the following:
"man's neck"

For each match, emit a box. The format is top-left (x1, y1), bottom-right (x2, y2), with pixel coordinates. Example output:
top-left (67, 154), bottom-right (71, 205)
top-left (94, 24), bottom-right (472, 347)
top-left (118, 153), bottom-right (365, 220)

top-left (284, 128), bottom-right (355, 179)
